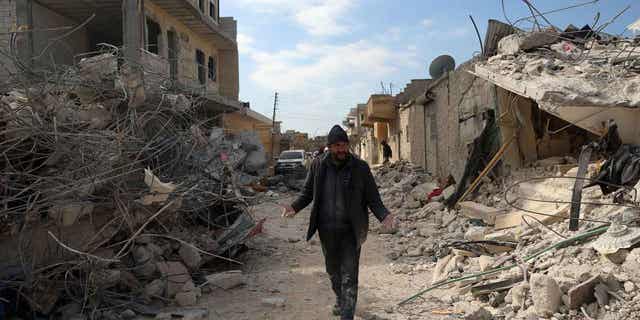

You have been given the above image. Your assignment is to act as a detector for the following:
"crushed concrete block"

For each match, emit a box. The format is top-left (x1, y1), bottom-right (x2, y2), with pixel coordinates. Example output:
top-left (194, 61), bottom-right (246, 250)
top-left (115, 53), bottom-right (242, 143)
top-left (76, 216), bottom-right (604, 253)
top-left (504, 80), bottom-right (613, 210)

top-left (145, 279), bottom-right (165, 297)
top-left (463, 305), bottom-right (492, 320)
top-left (410, 182), bottom-right (437, 202)
top-left (530, 274), bottom-right (562, 317)
top-left (175, 291), bottom-right (198, 307)
top-left (179, 243), bottom-right (202, 270)
top-left (465, 226), bottom-right (487, 241)
top-left (205, 270), bottom-right (245, 290)
top-left (459, 201), bottom-right (498, 225)
top-left (497, 32), bottom-right (560, 55)
top-left (133, 246), bottom-right (157, 277)
top-left (120, 309), bottom-right (136, 320)
top-left (478, 256), bottom-right (494, 272)
top-left (507, 282), bottom-right (529, 311)
top-left (567, 275), bottom-right (599, 309)
top-left (494, 205), bottom-right (569, 230)
top-left (625, 281), bottom-right (636, 293)
top-left (484, 229), bottom-right (518, 242)
top-left (156, 261), bottom-right (191, 298)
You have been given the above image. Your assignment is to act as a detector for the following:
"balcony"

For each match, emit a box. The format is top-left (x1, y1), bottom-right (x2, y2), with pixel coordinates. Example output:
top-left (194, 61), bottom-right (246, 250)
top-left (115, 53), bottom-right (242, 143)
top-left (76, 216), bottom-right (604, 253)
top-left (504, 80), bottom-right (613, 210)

top-left (366, 94), bottom-right (396, 122)
top-left (150, 0), bottom-right (236, 49)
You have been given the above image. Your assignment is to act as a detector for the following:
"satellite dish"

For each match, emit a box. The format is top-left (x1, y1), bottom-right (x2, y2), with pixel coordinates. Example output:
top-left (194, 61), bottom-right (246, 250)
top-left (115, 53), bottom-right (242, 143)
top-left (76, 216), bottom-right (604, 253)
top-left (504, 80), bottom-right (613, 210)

top-left (429, 55), bottom-right (456, 79)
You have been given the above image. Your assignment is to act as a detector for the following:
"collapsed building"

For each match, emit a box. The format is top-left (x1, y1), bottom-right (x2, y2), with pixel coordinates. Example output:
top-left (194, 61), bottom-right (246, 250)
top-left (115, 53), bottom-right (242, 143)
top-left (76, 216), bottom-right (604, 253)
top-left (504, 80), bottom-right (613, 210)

top-left (0, 1), bottom-right (276, 319)
top-left (345, 12), bottom-right (640, 320)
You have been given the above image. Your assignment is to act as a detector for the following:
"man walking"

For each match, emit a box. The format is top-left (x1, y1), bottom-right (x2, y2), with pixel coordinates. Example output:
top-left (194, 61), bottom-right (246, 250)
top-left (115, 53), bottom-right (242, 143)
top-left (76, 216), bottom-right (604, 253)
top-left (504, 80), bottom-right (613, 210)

top-left (381, 140), bottom-right (392, 164)
top-left (281, 125), bottom-right (395, 320)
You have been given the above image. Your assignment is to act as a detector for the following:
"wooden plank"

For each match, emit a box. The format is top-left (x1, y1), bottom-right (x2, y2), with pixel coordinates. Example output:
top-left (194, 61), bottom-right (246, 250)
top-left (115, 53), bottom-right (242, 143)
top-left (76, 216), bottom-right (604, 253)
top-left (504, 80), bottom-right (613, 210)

top-left (494, 204), bottom-right (570, 230)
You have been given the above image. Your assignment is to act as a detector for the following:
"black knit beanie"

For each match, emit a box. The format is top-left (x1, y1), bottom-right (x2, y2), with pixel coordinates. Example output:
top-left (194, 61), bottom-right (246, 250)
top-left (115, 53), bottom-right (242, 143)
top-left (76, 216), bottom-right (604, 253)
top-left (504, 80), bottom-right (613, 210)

top-left (327, 125), bottom-right (349, 145)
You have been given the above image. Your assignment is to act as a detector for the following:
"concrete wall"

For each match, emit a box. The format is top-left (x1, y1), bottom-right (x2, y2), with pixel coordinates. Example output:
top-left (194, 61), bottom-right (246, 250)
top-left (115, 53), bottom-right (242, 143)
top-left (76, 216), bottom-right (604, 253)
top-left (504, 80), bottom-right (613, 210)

top-left (399, 106), bottom-right (411, 161)
top-left (32, 2), bottom-right (90, 66)
top-left (425, 62), bottom-right (496, 181)
top-left (145, 1), bottom-right (222, 95)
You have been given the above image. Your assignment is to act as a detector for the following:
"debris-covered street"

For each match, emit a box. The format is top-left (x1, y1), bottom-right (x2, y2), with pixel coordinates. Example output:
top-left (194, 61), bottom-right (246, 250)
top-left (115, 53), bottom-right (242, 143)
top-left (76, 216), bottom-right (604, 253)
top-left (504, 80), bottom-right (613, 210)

top-left (3, 0), bottom-right (640, 320)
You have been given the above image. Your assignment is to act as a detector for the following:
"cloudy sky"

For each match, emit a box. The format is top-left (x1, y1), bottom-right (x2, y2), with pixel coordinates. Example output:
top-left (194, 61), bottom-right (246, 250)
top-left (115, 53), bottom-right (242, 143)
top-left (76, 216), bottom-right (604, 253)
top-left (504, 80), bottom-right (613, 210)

top-left (223, 0), bottom-right (638, 137)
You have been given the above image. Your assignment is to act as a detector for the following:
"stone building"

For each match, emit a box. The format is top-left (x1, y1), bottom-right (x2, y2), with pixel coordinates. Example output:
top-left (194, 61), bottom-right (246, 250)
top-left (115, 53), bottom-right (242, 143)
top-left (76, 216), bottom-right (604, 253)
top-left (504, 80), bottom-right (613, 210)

top-left (1, 0), bottom-right (239, 109)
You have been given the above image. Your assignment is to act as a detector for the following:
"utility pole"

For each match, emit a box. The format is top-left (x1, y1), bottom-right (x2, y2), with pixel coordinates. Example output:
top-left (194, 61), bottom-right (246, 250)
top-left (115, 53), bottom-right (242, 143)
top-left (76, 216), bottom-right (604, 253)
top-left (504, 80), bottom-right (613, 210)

top-left (271, 92), bottom-right (278, 161)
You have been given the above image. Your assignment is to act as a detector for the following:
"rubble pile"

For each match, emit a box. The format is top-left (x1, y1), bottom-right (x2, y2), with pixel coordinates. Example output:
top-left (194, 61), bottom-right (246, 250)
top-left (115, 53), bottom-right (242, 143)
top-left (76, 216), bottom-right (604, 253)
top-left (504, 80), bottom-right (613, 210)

top-left (477, 27), bottom-right (640, 108)
top-left (384, 155), bottom-right (640, 318)
top-left (0, 48), bottom-right (267, 318)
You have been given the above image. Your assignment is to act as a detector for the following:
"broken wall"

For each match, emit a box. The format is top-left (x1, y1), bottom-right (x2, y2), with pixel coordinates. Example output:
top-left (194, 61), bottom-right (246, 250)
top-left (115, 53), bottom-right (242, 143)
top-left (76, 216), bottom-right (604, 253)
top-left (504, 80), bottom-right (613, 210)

top-left (399, 106), bottom-right (412, 162)
top-left (32, 2), bottom-right (91, 66)
top-left (426, 62), bottom-right (496, 181)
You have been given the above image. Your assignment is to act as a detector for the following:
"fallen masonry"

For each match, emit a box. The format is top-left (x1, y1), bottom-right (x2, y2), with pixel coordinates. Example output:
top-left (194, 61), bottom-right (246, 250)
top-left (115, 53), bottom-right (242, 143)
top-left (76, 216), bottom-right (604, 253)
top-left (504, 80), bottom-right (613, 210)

top-left (0, 46), bottom-right (270, 318)
top-left (374, 153), bottom-right (640, 319)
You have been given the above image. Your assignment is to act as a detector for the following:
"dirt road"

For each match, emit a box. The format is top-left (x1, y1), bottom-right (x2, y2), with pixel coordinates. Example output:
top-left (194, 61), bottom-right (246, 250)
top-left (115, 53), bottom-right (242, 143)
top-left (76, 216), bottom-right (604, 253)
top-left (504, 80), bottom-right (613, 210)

top-left (201, 195), bottom-right (444, 320)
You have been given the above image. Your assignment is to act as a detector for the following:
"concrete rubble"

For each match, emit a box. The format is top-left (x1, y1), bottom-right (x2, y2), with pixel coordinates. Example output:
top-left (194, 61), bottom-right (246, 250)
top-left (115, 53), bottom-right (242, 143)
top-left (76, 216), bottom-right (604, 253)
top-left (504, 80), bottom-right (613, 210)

top-left (0, 47), bottom-right (268, 318)
top-left (376, 151), bottom-right (640, 319)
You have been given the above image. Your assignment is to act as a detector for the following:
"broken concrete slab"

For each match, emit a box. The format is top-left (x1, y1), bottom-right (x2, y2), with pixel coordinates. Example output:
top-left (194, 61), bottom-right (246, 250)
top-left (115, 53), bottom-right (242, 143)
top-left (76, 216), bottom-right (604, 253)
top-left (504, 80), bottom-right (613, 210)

top-left (567, 275), bottom-right (600, 309)
top-left (459, 201), bottom-right (498, 225)
top-left (179, 243), bottom-right (202, 270)
top-left (497, 32), bottom-right (560, 55)
top-left (205, 270), bottom-right (245, 290)
top-left (530, 274), bottom-right (562, 317)
top-left (156, 261), bottom-right (191, 298)
top-left (494, 205), bottom-right (569, 230)
top-left (175, 291), bottom-right (198, 307)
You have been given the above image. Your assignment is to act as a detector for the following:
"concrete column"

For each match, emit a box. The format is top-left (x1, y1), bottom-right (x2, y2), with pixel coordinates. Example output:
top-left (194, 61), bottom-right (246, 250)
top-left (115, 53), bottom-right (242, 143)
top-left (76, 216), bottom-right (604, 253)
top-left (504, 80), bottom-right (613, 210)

top-left (15, 0), bottom-right (33, 68)
top-left (122, 0), bottom-right (146, 107)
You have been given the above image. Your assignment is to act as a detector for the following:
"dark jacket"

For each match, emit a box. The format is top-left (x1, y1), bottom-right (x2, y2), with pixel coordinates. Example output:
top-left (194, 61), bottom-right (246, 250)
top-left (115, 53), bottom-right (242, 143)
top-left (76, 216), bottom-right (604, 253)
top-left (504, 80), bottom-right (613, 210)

top-left (291, 153), bottom-right (389, 247)
top-left (382, 144), bottom-right (392, 158)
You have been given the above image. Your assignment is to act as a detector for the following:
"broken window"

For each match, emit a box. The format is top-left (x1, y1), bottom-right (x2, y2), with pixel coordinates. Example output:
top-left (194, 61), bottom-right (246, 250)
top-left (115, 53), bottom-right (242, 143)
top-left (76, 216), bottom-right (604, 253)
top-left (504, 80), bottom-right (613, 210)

top-left (196, 49), bottom-right (206, 85)
top-left (145, 17), bottom-right (161, 55)
top-left (209, 1), bottom-right (216, 21)
top-left (199, 0), bottom-right (205, 11)
top-left (208, 56), bottom-right (217, 81)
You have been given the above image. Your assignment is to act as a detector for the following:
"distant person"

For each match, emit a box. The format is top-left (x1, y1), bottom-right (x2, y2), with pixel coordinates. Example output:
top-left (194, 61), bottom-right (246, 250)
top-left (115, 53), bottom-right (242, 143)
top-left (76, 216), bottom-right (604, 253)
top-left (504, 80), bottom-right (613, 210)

top-left (280, 125), bottom-right (395, 320)
top-left (381, 140), bottom-right (392, 164)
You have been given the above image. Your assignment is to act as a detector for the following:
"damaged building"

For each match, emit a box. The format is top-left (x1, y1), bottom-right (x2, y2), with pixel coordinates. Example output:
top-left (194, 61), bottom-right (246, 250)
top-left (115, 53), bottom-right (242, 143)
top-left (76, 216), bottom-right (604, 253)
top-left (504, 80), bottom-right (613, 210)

top-left (0, 0), bottom-right (278, 318)
top-left (344, 14), bottom-right (640, 319)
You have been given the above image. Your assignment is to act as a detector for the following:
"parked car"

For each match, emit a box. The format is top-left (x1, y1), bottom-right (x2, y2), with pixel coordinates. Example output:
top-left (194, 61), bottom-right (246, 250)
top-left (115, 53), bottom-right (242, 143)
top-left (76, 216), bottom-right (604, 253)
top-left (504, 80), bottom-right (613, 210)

top-left (275, 150), bottom-right (308, 177)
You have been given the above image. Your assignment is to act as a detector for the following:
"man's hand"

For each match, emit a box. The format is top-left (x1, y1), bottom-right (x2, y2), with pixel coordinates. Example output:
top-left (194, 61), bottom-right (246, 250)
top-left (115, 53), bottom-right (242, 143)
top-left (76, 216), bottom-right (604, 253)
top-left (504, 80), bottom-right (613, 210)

top-left (281, 204), bottom-right (296, 218)
top-left (382, 213), bottom-right (396, 231)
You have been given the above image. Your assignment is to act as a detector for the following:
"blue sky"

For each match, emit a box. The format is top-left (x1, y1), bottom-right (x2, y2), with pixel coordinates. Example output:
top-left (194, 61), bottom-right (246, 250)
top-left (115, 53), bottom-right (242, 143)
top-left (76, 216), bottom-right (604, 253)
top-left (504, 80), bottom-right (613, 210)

top-left (223, 0), bottom-right (639, 137)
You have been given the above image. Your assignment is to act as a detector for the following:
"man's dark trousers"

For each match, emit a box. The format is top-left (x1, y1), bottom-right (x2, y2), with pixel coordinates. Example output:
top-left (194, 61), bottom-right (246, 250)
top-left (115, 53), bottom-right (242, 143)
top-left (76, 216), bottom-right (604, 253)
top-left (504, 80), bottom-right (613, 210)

top-left (318, 227), bottom-right (360, 320)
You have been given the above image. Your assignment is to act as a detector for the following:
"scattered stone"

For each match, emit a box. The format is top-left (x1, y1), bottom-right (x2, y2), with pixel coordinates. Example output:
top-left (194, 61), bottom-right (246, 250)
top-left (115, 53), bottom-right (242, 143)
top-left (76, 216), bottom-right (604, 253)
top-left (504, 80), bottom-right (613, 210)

top-left (459, 201), bottom-right (498, 225)
top-left (145, 279), bottom-right (165, 297)
top-left (410, 182), bottom-right (437, 202)
top-left (406, 247), bottom-right (423, 257)
top-left (465, 226), bottom-right (487, 241)
top-left (156, 261), bottom-right (191, 298)
top-left (594, 283), bottom-right (610, 306)
top-left (261, 297), bottom-right (286, 308)
top-left (478, 255), bottom-right (494, 272)
top-left (120, 309), bottom-right (136, 320)
top-left (205, 270), bottom-right (246, 290)
top-left (133, 245), bottom-right (157, 277)
top-left (175, 291), bottom-right (198, 307)
top-left (530, 274), bottom-right (562, 317)
top-left (463, 305), bottom-right (492, 320)
top-left (567, 275), bottom-right (600, 309)
top-left (625, 281), bottom-right (636, 293)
